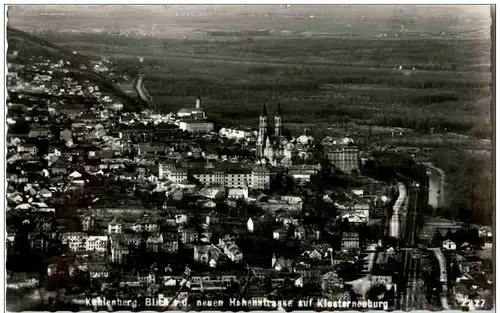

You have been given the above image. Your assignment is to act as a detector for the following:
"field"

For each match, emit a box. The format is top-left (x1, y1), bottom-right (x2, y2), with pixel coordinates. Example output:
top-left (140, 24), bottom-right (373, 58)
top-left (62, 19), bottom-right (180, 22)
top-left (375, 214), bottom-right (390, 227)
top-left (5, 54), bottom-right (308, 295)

top-left (8, 5), bottom-right (493, 139)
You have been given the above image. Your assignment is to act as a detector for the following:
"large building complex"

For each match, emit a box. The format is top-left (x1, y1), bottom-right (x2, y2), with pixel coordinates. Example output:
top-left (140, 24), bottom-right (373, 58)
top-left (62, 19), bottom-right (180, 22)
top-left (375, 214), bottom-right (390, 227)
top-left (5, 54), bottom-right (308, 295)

top-left (177, 94), bottom-right (214, 133)
top-left (159, 164), bottom-right (271, 190)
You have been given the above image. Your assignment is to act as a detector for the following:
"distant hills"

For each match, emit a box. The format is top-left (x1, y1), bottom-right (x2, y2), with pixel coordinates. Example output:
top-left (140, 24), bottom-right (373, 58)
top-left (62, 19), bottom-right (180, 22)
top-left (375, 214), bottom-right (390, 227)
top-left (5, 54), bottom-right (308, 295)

top-left (7, 27), bottom-right (144, 112)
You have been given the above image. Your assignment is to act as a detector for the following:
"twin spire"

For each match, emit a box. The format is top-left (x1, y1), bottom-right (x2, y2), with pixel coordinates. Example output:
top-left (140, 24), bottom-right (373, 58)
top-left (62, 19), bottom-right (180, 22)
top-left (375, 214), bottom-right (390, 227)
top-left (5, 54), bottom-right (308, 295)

top-left (260, 100), bottom-right (281, 117)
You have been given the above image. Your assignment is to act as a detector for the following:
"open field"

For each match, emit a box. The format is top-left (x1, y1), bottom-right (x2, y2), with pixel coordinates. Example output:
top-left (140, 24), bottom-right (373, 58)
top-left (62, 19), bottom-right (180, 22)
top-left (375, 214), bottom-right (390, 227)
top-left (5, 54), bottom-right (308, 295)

top-left (7, 5), bottom-right (492, 139)
top-left (41, 33), bottom-right (492, 139)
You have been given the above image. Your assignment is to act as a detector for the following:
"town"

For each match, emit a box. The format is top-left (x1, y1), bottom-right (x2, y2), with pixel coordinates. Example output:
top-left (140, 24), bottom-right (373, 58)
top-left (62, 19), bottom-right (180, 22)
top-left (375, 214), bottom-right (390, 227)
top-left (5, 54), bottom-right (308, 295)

top-left (6, 30), bottom-right (493, 312)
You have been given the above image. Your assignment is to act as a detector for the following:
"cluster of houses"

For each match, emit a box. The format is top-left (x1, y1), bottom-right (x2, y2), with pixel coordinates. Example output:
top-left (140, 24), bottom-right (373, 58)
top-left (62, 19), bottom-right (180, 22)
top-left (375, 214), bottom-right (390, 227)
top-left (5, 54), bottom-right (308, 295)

top-left (5, 50), bottom-right (493, 310)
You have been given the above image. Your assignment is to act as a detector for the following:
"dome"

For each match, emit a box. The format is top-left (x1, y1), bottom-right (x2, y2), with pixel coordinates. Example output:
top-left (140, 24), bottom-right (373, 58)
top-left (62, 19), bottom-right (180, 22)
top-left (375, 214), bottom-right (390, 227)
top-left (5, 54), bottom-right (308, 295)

top-left (297, 134), bottom-right (314, 145)
top-left (342, 137), bottom-right (355, 145)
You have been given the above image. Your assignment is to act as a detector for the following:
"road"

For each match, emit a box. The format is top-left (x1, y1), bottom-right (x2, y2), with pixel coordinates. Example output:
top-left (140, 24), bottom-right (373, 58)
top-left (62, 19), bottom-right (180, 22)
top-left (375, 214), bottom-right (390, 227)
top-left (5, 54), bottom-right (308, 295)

top-left (135, 73), bottom-right (154, 107)
top-left (429, 247), bottom-right (450, 310)
top-left (389, 182), bottom-right (408, 238)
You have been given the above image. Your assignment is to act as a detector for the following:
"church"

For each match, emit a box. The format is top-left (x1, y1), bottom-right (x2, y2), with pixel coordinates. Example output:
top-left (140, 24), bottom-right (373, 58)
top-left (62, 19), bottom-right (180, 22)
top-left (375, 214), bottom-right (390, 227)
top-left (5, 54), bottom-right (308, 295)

top-left (256, 101), bottom-right (284, 159)
top-left (255, 101), bottom-right (316, 166)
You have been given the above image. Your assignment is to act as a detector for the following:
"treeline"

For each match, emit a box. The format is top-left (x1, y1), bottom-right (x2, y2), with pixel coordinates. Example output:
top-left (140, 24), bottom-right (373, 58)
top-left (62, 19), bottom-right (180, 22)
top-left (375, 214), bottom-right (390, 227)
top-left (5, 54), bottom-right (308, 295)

top-left (430, 148), bottom-right (493, 226)
top-left (362, 152), bottom-right (429, 185)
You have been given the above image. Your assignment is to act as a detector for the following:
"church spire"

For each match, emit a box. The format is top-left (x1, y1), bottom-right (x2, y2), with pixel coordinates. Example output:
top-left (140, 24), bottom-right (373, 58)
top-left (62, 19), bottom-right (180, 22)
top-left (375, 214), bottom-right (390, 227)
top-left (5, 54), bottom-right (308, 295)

top-left (277, 101), bottom-right (282, 115)
top-left (261, 101), bottom-right (267, 116)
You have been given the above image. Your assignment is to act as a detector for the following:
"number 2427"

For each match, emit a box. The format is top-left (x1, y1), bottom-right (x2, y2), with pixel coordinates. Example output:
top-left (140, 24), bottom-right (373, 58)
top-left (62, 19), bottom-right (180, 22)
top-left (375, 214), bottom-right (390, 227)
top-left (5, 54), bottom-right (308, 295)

top-left (461, 299), bottom-right (486, 308)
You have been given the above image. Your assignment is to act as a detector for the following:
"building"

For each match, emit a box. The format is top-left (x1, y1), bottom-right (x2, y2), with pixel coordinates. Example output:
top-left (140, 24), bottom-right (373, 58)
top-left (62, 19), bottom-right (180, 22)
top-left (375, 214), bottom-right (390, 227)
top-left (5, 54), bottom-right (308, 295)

top-left (370, 266), bottom-right (394, 285)
top-left (82, 214), bottom-right (96, 232)
top-left (108, 218), bottom-right (123, 234)
top-left (321, 271), bottom-right (343, 294)
top-left (88, 263), bottom-right (109, 279)
top-left (442, 239), bottom-right (457, 251)
top-left (110, 244), bottom-right (129, 264)
top-left (163, 164), bottom-right (271, 190)
top-left (289, 164), bottom-right (320, 183)
top-left (17, 144), bottom-right (38, 155)
top-left (61, 232), bottom-right (87, 252)
top-left (323, 139), bottom-right (360, 173)
top-left (194, 244), bottom-right (222, 265)
top-left (273, 228), bottom-right (288, 241)
top-left (256, 101), bottom-right (285, 159)
top-left (227, 188), bottom-right (248, 199)
top-left (179, 120), bottom-right (214, 133)
top-left (159, 166), bottom-right (188, 184)
top-left (341, 232), bottom-right (360, 250)
top-left (177, 94), bottom-right (207, 119)
top-left (85, 236), bottom-right (108, 252)
top-left (179, 226), bottom-right (199, 244)
top-left (219, 127), bottom-right (253, 140)
top-left (132, 215), bottom-right (158, 233)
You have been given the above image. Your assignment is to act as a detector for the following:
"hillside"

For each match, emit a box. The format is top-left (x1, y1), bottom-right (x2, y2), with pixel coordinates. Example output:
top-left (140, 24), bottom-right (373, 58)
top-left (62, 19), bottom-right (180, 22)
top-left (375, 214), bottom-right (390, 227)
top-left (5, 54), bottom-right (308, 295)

top-left (6, 27), bottom-right (143, 112)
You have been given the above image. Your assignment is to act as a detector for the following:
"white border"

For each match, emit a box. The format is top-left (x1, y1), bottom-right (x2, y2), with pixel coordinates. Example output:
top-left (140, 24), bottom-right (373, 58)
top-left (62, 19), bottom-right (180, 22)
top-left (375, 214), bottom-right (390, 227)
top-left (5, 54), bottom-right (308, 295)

top-left (1, 2), bottom-right (497, 313)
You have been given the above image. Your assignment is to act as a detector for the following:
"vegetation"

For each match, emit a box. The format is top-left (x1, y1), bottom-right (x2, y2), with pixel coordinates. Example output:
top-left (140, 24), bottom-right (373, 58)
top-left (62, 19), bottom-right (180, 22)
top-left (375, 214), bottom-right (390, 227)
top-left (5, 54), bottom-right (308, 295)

top-left (32, 29), bottom-right (492, 139)
top-left (430, 149), bottom-right (492, 226)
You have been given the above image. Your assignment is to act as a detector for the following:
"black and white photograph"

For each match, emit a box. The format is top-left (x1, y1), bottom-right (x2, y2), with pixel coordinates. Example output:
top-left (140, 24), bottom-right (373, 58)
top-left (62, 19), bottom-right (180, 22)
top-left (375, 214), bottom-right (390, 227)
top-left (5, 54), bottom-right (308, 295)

top-left (4, 3), bottom-right (495, 312)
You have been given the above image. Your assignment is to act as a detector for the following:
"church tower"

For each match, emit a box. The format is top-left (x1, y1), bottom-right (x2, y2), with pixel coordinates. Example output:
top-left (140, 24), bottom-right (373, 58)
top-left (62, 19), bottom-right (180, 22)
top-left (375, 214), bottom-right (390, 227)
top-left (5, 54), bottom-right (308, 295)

top-left (196, 93), bottom-right (201, 109)
top-left (274, 101), bottom-right (283, 137)
top-left (256, 101), bottom-right (268, 157)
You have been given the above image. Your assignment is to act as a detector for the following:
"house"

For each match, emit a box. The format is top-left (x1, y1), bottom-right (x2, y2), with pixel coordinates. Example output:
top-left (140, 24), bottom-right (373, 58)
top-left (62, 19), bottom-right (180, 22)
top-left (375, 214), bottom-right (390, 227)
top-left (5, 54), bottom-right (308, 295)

top-left (17, 144), bottom-right (38, 155)
top-left (81, 214), bottom-right (96, 232)
top-left (110, 244), bottom-right (130, 264)
top-left (321, 271), bottom-right (343, 294)
top-left (132, 215), bottom-right (158, 233)
top-left (175, 213), bottom-right (188, 225)
top-left (49, 158), bottom-right (70, 175)
top-left (482, 239), bottom-right (493, 250)
top-left (200, 227), bottom-right (212, 243)
top-left (61, 232), bottom-right (87, 252)
top-left (138, 271), bottom-right (156, 285)
top-left (341, 232), bottom-right (360, 250)
top-left (370, 266), bottom-right (394, 285)
top-left (227, 188), bottom-right (248, 199)
top-left (69, 171), bottom-right (83, 179)
top-left (221, 243), bottom-right (243, 263)
top-left (108, 217), bottom-right (123, 234)
top-left (27, 233), bottom-right (49, 252)
top-left (29, 125), bottom-right (50, 138)
top-left (179, 226), bottom-right (198, 244)
top-left (88, 263), bottom-right (109, 280)
top-left (442, 239), bottom-right (457, 251)
top-left (147, 234), bottom-right (164, 252)
top-left (85, 236), bottom-right (108, 252)
top-left (456, 272), bottom-right (474, 284)
top-left (272, 255), bottom-right (294, 271)
top-left (38, 188), bottom-right (53, 198)
top-left (205, 211), bottom-right (220, 226)
top-left (202, 200), bottom-right (217, 209)
top-left (194, 244), bottom-right (222, 265)
top-left (162, 234), bottom-right (179, 253)
top-left (289, 164), bottom-right (319, 183)
top-left (283, 217), bottom-right (300, 229)
top-left (199, 187), bottom-right (225, 200)
top-left (478, 226), bottom-right (492, 238)
top-left (273, 228), bottom-right (288, 241)
top-left (294, 226), bottom-right (306, 240)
